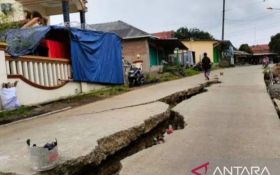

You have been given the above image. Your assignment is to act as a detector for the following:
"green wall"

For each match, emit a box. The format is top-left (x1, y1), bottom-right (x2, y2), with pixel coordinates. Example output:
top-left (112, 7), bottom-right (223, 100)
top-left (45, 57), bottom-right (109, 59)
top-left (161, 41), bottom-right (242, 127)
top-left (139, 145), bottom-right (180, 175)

top-left (149, 47), bottom-right (163, 66)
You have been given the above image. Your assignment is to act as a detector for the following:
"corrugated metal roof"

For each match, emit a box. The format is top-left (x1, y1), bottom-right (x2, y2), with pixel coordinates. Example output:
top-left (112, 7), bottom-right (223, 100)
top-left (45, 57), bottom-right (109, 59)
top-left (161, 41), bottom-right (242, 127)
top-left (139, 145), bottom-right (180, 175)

top-left (90, 20), bottom-right (151, 39)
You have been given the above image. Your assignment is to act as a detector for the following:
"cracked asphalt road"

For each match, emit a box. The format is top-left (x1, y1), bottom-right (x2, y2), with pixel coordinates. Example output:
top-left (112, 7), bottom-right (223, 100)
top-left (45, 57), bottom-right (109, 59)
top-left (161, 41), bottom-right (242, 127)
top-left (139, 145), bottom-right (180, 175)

top-left (121, 66), bottom-right (280, 175)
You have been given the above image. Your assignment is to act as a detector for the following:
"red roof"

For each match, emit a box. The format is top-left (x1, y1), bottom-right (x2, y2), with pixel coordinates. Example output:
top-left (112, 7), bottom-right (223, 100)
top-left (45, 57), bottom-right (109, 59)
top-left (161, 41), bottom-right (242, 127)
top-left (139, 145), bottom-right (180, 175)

top-left (153, 31), bottom-right (175, 39)
top-left (251, 44), bottom-right (270, 54)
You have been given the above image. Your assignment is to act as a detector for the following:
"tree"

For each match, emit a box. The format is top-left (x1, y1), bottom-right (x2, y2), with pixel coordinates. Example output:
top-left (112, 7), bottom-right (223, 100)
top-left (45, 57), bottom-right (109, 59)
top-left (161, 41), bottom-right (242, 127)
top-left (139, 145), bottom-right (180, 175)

top-left (174, 27), bottom-right (214, 40)
top-left (239, 44), bottom-right (252, 54)
top-left (0, 2), bottom-right (21, 42)
top-left (269, 33), bottom-right (280, 54)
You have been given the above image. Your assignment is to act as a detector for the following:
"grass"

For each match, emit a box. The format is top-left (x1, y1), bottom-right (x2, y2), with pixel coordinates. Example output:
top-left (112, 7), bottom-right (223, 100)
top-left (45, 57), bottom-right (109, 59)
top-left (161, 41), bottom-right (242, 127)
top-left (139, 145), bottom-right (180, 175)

top-left (0, 106), bottom-right (33, 119)
top-left (50, 85), bottom-right (130, 104)
top-left (0, 85), bottom-right (130, 124)
top-left (184, 68), bottom-right (200, 76)
top-left (159, 72), bottom-right (180, 82)
top-left (92, 85), bottom-right (130, 96)
top-left (145, 64), bottom-right (201, 84)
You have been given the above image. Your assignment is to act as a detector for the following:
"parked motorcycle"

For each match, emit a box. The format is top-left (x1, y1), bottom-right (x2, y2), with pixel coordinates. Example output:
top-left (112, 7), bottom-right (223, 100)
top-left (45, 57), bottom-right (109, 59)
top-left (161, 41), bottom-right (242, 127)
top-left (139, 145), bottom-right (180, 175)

top-left (128, 65), bottom-right (145, 87)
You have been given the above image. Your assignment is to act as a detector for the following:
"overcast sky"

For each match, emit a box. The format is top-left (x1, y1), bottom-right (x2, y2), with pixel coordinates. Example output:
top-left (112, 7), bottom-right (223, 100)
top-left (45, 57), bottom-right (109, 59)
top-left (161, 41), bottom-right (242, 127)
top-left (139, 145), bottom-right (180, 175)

top-left (50, 0), bottom-right (280, 47)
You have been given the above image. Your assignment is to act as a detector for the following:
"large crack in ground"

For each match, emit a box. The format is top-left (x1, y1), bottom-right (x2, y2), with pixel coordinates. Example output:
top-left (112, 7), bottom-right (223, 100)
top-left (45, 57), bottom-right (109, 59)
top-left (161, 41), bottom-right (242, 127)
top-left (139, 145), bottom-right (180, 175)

top-left (1, 80), bottom-right (221, 175)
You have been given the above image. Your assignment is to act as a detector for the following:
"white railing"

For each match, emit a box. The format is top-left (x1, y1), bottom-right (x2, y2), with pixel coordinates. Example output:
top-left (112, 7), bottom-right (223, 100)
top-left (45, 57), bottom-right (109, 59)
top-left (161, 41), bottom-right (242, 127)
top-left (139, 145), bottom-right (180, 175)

top-left (5, 55), bottom-right (71, 89)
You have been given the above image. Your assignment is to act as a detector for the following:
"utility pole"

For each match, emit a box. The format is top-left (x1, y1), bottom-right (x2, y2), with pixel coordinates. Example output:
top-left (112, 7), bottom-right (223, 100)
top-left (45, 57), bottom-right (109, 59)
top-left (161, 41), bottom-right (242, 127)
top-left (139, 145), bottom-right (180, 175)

top-left (222, 0), bottom-right (225, 40)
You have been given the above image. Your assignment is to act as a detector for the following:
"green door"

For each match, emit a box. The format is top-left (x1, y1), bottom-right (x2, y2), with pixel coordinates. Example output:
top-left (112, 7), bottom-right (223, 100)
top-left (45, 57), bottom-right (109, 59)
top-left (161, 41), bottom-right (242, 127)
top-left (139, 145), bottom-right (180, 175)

top-left (149, 47), bottom-right (158, 66)
top-left (213, 47), bottom-right (219, 63)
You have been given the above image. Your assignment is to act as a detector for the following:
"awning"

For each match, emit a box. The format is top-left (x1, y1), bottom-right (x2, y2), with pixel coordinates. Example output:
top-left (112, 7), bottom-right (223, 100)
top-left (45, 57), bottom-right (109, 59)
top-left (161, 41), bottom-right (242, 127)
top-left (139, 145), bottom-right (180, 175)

top-left (253, 53), bottom-right (278, 56)
top-left (150, 38), bottom-right (188, 52)
top-left (15, 0), bottom-right (87, 16)
top-left (234, 50), bottom-right (252, 56)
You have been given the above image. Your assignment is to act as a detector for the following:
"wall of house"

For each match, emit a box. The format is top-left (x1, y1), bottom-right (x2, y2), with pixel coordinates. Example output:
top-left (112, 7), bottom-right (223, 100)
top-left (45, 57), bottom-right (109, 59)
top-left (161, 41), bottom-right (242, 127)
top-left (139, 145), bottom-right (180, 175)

top-left (122, 38), bottom-right (150, 73)
top-left (5, 79), bottom-right (106, 106)
top-left (0, 51), bottom-right (106, 110)
top-left (182, 41), bottom-right (217, 63)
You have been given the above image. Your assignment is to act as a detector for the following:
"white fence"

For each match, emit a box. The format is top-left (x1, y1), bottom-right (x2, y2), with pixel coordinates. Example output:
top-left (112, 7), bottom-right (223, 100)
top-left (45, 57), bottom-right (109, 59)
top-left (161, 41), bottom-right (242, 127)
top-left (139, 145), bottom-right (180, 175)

top-left (5, 55), bottom-right (71, 89)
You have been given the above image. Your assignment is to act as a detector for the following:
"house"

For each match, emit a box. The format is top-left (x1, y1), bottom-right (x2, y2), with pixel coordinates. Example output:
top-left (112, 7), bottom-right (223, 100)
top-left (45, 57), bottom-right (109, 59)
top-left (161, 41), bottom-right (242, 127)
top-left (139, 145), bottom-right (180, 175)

top-left (234, 50), bottom-right (252, 65)
top-left (181, 40), bottom-right (235, 66)
top-left (90, 21), bottom-right (187, 73)
top-left (0, 0), bottom-right (124, 110)
top-left (250, 44), bottom-right (278, 64)
top-left (181, 40), bottom-right (218, 64)
top-left (152, 31), bottom-right (194, 67)
top-left (153, 31), bottom-right (176, 39)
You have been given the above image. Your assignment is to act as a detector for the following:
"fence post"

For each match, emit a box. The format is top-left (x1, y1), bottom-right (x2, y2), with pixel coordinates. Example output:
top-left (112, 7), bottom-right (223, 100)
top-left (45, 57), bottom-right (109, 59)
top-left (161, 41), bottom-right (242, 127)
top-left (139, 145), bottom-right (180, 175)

top-left (0, 51), bottom-right (8, 110)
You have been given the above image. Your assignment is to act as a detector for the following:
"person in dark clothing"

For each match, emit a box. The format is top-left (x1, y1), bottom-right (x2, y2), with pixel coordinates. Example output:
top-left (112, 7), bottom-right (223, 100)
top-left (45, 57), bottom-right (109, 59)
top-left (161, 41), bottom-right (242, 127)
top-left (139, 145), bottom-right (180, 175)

top-left (201, 53), bottom-right (211, 80)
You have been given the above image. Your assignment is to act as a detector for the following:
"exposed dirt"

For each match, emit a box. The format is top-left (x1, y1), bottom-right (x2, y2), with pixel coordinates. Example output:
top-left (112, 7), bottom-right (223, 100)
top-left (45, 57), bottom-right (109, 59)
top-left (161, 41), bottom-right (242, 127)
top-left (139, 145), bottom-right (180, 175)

top-left (75, 110), bottom-right (185, 175)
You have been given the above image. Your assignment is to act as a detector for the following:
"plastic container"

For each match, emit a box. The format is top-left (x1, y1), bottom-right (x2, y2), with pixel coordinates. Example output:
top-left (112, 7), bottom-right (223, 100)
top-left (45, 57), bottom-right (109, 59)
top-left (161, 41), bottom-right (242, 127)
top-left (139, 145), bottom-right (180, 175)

top-left (27, 140), bottom-right (59, 172)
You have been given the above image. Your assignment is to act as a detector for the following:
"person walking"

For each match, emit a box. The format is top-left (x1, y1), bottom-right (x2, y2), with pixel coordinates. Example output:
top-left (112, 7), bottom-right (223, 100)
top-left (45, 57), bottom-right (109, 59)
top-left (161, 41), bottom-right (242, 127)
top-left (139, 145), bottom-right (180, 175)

top-left (202, 53), bottom-right (211, 80)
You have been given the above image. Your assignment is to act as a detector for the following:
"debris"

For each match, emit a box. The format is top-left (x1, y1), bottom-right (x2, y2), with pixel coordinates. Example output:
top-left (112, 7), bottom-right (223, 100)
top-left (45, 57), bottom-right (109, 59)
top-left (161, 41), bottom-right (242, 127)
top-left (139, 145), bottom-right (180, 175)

top-left (166, 125), bottom-right (174, 135)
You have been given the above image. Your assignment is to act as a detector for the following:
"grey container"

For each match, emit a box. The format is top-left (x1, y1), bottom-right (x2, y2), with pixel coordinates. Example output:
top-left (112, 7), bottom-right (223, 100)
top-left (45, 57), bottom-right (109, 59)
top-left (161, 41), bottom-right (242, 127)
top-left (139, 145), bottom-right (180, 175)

top-left (27, 140), bottom-right (59, 172)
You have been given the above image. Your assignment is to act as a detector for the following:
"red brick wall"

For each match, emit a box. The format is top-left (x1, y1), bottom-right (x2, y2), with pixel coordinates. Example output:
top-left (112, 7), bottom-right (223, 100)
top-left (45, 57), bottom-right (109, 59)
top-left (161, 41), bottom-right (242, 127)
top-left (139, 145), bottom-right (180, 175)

top-left (122, 38), bottom-right (150, 72)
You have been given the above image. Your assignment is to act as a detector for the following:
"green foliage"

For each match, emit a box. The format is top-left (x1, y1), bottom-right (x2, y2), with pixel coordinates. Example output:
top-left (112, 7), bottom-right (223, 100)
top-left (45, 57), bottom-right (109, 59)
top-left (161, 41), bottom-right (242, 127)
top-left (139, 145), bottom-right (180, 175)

top-left (163, 64), bottom-right (186, 76)
top-left (159, 72), bottom-right (179, 82)
top-left (145, 74), bottom-right (159, 84)
top-left (145, 64), bottom-right (201, 84)
top-left (0, 3), bottom-right (22, 42)
top-left (211, 63), bottom-right (220, 70)
top-left (0, 14), bottom-right (21, 42)
top-left (174, 27), bottom-right (214, 40)
top-left (184, 68), bottom-right (200, 76)
top-left (84, 85), bottom-right (129, 97)
top-left (269, 33), bottom-right (280, 54)
top-left (239, 44), bottom-right (252, 54)
top-left (0, 106), bottom-right (33, 118)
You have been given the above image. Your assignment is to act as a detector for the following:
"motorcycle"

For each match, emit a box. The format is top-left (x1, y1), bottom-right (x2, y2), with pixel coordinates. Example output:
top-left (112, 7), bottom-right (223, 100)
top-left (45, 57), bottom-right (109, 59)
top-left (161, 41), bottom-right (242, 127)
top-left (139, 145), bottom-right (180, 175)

top-left (128, 65), bottom-right (145, 87)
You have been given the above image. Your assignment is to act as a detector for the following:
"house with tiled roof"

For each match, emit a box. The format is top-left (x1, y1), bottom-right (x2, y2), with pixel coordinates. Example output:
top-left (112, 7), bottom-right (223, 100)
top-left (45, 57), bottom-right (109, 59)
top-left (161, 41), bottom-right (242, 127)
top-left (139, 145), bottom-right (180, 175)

top-left (91, 21), bottom-right (187, 73)
top-left (153, 31), bottom-right (176, 40)
top-left (250, 44), bottom-right (278, 64)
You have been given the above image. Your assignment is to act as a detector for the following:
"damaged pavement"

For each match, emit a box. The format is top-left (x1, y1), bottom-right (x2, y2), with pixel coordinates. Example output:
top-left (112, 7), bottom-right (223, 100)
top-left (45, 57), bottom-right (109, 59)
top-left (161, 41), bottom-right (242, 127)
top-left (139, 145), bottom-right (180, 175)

top-left (0, 73), bottom-right (221, 175)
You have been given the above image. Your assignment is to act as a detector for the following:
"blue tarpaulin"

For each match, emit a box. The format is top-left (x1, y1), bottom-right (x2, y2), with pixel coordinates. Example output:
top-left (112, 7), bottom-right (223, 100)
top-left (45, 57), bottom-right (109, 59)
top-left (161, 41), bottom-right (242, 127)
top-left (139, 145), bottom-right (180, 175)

top-left (5, 26), bottom-right (124, 85)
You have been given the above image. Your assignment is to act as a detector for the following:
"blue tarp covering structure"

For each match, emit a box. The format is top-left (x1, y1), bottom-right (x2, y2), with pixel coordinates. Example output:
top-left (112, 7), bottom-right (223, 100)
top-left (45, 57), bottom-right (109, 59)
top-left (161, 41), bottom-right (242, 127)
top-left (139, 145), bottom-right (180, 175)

top-left (5, 26), bottom-right (124, 85)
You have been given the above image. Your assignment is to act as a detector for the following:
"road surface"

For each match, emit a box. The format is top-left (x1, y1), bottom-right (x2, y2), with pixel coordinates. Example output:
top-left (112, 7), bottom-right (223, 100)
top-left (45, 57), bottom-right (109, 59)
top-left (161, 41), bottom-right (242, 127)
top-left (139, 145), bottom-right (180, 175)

top-left (121, 66), bottom-right (280, 175)
top-left (0, 67), bottom-right (216, 174)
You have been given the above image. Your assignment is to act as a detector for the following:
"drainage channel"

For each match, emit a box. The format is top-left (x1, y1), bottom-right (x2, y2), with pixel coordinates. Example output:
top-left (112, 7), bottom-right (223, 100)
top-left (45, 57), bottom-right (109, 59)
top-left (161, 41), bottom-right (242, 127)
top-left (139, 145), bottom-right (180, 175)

top-left (73, 80), bottom-right (221, 175)
top-left (31, 80), bottom-right (220, 175)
